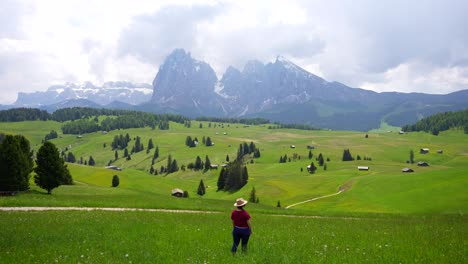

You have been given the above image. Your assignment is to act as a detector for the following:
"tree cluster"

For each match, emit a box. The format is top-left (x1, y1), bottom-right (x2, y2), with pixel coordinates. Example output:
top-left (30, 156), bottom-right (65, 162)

top-left (185, 136), bottom-right (199, 147)
top-left (236, 142), bottom-right (261, 161)
top-left (44, 130), bottom-right (58, 141)
top-left (268, 122), bottom-right (319, 131)
top-left (195, 116), bottom-right (269, 125)
top-left (111, 133), bottom-right (131, 150)
top-left (342, 149), bottom-right (354, 161)
top-left (217, 161), bottom-right (249, 191)
top-left (402, 109), bottom-right (468, 135)
top-left (131, 136), bottom-right (144, 153)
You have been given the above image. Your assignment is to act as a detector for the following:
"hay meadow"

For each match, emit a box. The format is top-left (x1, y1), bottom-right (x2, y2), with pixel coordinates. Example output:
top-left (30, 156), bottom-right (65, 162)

top-left (1, 119), bottom-right (467, 263)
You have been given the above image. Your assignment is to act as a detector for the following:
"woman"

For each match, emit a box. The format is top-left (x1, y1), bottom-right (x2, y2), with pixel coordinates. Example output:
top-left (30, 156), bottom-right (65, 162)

top-left (231, 198), bottom-right (252, 254)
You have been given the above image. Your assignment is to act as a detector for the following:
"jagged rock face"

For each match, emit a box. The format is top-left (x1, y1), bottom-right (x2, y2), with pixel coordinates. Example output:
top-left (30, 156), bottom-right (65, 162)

top-left (150, 49), bottom-right (224, 116)
top-left (152, 49), bottom-right (217, 101)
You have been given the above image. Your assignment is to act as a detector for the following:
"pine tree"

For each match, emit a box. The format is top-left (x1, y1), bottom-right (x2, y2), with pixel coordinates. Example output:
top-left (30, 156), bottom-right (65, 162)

top-left (124, 148), bottom-right (129, 157)
top-left (67, 152), bottom-right (76, 163)
top-left (217, 167), bottom-right (227, 191)
top-left (166, 154), bottom-right (172, 173)
top-left (308, 150), bottom-right (313, 159)
top-left (197, 179), bottom-right (206, 196)
top-left (249, 187), bottom-right (257, 203)
top-left (318, 153), bottom-right (324, 166)
top-left (34, 141), bottom-right (71, 194)
top-left (195, 156), bottom-right (203, 170)
top-left (308, 162), bottom-right (317, 174)
top-left (88, 156), bottom-right (95, 166)
top-left (277, 200), bottom-right (281, 208)
top-left (206, 137), bottom-right (212, 146)
top-left (147, 138), bottom-right (154, 154)
top-left (114, 150), bottom-right (118, 161)
top-left (0, 135), bottom-right (34, 192)
top-left (112, 175), bottom-right (119, 187)
top-left (204, 155), bottom-right (211, 170)
top-left (170, 159), bottom-right (179, 173)
top-left (409, 150), bottom-right (415, 164)
top-left (226, 154), bottom-right (230, 162)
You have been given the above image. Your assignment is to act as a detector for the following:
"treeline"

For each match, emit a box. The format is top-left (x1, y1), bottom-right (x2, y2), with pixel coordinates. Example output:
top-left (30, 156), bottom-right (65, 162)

top-left (0, 107), bottom-right (187, 126)
top-left (195, 116), bottom-right (270, 125)
top-left (0, 108), bottom-right (49, 122)
top-left (402, 109), bottom-right (468, 135)
top-left (60, 110), bottom-right (181, 134)
top-left (269, 122), bottom-right (319, 131)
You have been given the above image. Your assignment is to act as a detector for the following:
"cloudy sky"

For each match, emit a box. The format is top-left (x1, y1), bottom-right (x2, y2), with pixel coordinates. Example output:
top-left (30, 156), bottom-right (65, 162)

top-left (1, 0), bottom-right (467, 104)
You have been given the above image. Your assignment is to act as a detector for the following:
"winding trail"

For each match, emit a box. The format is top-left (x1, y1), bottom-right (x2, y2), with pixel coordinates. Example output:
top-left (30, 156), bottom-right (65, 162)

top-left (285, 190), bottom-right (344, 209)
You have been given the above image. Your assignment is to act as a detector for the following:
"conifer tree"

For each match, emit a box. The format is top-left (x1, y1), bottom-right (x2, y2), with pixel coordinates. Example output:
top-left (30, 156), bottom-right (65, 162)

top-left (112, 175), bottom-right (119, 187)
top-left (0, 135), bottom-right (33, 191)
top-left (88, 156), bottom-right (95, 166)
top-left (67, 152), bottom-right (76, 163)
top-left (34, 141), bottom-right (71, 194)
top-left (204, 155), bottom-right (211, 170)
top-left (217, 167), bottom-right (227, 191)
top-left (197, 179), bottom-right (206, 196)
top-left (249, 187), bottom-right (257, 203)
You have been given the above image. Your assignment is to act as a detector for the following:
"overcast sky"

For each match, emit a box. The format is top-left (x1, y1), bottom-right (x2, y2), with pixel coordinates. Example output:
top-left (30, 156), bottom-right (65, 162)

top-left (1, 0), bottom-right (467, 104)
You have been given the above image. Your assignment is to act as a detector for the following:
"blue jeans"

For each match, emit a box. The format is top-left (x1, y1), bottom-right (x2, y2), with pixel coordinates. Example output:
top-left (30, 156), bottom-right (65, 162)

top-left (232, 227), bottom-right (251, 253)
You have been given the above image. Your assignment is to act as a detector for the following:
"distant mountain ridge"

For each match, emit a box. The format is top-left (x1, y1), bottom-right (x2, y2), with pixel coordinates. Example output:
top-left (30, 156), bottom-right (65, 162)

top-left (148, 49), bottom-right (468, 131)
top-left (14, 81), bottom-right (153, 107)
top-left (6, 49), bottom-right (468, 131)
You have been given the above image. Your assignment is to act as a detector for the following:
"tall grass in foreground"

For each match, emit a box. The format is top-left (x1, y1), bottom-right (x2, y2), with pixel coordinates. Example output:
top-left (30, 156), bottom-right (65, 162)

top-left (1, 211), bottom-right (466, 263)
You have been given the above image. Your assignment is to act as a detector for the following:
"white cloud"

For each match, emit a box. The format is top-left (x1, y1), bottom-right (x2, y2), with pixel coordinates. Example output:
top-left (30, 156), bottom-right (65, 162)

top-left (361, 61), bottom-right (468, 94)
top-left (0, 0), bottom-right (467, 104)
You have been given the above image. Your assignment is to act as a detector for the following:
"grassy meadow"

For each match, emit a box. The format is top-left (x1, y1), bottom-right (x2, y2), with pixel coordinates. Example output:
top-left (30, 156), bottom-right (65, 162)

top-left (1, 119), bottom-right (467, 262)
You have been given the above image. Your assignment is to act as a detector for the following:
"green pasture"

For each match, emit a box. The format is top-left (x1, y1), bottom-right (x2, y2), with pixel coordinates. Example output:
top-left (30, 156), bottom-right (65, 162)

top-left (0, 210), bottom-right (466, 263)
top-left (1, 120), bottom-right (467, 215)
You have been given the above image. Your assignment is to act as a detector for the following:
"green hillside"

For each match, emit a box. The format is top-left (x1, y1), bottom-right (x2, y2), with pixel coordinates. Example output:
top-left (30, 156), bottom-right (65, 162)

top-left (1, 119), bottom-right (467, 215)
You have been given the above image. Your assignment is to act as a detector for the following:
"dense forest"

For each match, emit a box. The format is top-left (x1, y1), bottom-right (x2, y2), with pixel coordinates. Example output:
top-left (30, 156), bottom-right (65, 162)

top-left (195, 116), bottom-right (269, 125)
top-left (402, 109), bottom-right (468, 135)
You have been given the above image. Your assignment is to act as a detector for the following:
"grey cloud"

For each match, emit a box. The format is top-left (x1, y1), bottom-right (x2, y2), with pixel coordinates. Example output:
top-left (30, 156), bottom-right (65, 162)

top-left (199, 24), bottom-right (324, 75)
top-left (118, 4), bottom-right (223, 66)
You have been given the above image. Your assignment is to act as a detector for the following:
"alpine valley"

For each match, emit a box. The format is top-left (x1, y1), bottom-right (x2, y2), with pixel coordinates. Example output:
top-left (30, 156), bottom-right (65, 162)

top-left (8, 49), bottom-right (468, 131)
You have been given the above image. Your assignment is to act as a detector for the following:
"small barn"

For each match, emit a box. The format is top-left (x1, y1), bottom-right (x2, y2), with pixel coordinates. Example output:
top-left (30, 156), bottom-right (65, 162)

top-left (210, 164), bottom-right (219, 169)
top-left (290, 145), bottom-right (296, 149)
top-left (402, 168), bottom-right (414, 173)
top-left (307, 145), bottom-right (315, 149)
top-left (171, 188), bottom-right (184, 197)
top-left (399, 131), bottom-right (405, 134)
top-left (417, 162), bottom-right (429, 167)
top-left (358, 166), bottom-right (369, 171)
top-left (420, 148), bottom-right (429, 154)
top-left (437, 150), bottom-right (443, 154)
top-left (105, 165), bottom-right (122, 171)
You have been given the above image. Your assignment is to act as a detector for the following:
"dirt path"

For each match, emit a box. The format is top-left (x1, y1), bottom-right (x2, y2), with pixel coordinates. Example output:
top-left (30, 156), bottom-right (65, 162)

top-left (285, 179), bottom-right (354, 209)
top-left (285, 190), bottom-right (344, 209)
top-left (0, 206), bottom-right (220, 214)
